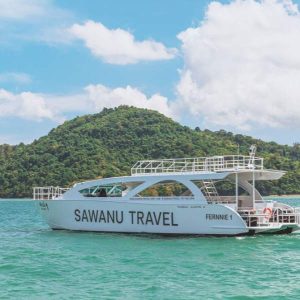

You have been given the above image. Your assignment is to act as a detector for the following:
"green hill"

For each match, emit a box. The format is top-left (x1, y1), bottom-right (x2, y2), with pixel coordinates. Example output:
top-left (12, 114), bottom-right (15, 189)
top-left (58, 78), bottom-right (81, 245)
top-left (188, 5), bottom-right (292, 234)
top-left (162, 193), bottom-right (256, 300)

top-left (0, 106), bottom-right (299, 198)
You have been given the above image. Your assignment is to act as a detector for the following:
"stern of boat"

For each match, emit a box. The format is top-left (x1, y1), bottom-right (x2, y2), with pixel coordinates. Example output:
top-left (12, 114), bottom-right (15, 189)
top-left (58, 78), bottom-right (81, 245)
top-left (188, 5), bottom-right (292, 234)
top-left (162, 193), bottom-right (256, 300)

top-left (238, 206), bottom-right (300, 234)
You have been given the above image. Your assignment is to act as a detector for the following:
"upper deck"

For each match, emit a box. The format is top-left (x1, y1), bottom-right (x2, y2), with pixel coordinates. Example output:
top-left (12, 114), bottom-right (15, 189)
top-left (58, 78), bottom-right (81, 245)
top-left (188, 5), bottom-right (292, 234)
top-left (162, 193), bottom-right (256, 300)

top-left (131, 155), bottom-right (263, 176)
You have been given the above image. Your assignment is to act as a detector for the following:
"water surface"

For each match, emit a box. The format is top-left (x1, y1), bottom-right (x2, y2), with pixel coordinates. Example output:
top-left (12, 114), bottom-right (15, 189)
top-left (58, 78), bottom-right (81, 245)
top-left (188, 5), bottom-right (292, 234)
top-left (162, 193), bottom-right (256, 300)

top-left (1, 198), bottom-right (300, 299)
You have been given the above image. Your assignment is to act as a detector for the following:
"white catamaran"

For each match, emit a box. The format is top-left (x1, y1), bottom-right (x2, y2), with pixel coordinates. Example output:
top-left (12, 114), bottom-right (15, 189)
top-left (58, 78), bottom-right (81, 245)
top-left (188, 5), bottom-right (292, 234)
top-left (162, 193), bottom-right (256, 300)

top-left (34, 146), bottom-right (300, 236)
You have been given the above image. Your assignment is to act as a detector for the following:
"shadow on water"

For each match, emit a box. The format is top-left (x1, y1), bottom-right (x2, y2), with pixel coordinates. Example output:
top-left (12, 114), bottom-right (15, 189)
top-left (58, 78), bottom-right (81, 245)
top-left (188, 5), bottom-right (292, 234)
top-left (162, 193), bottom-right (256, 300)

top-left (44, 227), bottom-right (300, 243)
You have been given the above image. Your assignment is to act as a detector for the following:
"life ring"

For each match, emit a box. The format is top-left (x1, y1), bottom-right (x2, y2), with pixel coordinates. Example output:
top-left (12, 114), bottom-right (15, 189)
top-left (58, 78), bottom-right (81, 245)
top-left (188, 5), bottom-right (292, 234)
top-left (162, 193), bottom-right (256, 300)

top-left (263, 207), bottom-right (272, 220)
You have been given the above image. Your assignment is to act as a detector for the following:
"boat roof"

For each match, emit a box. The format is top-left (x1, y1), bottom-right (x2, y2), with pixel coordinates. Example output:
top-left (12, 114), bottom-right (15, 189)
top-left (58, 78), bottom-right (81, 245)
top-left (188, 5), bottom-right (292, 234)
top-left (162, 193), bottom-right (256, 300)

top-left (131, 155), bottom-right (264, 175)
top-left (73, 154), bottom-right (285, 188)
top-left (73, 169), bottom-right (285, 189)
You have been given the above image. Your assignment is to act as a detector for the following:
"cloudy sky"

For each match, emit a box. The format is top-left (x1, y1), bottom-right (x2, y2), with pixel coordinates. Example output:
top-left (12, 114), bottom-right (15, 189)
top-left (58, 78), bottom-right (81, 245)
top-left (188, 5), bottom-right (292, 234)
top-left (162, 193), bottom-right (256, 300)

top-left (1, 0), bottom-right (300, 145)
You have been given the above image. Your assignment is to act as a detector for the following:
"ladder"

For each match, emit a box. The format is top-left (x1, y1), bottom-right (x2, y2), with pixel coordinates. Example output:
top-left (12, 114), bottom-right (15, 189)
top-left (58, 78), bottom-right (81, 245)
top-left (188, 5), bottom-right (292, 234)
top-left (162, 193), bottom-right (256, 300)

top-left (201, 180), bottom-right (221, 203)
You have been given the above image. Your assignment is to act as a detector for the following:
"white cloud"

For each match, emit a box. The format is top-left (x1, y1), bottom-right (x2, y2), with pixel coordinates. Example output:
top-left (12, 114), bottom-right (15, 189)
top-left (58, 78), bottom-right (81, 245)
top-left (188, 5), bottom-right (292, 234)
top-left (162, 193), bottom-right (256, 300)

top-left (0, 72), bottom-right (32, 84)
top-left (84, 84), bottom-right (175, 117)
top-left (0, 0), bottom-right (48, 20)
top-left (0, 2), bottom-right (176, 61)
top-left (0, 0), bottom-right (73, 45)
top-left (176, 0), bottom-right (300, 130)
top-left (69, 20), bottom-right (177, 64)
top-left (0, 0), bottom-right (70, 23)
top-left (0, 89), bottom-right (59, 121)
top-left (0, 85), bottom-right (176, 122)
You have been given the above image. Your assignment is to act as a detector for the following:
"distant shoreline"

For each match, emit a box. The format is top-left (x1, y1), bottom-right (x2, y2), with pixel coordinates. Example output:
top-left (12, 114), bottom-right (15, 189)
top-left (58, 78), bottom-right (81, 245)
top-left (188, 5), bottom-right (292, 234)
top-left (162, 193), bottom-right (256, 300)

top-left (1, 195), bottom-right (300, 200)
top-left (0, 198), bottom-right (33, 201)
top-left (265, 194), bottom-right (300, 199)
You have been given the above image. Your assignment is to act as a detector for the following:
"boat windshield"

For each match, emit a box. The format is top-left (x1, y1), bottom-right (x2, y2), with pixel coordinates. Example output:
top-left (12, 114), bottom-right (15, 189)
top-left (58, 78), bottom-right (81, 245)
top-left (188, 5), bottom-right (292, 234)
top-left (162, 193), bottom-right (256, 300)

top-left (79, 184), bottom-right (124, 197)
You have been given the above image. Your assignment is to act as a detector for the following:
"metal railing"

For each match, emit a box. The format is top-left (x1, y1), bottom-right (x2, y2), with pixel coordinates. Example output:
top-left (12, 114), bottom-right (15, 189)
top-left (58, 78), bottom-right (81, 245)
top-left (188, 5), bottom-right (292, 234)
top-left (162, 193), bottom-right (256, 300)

top-left (130, 196), bottom-right (195, 201)
top-left (131, 155), bottom-right (264, 176)
top-left (33, 186), bottom-right (70, 200)
top-left (239, 209), bottom-right (300, 228)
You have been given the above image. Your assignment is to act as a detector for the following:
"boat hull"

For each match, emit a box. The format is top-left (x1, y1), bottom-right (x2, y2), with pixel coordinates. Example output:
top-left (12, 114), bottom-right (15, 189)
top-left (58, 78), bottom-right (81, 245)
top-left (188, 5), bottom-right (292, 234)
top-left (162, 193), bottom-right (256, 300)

top-left (37, 199), bottom-right (249, 236)
top-left (37, 200), bottom-right (300, 236)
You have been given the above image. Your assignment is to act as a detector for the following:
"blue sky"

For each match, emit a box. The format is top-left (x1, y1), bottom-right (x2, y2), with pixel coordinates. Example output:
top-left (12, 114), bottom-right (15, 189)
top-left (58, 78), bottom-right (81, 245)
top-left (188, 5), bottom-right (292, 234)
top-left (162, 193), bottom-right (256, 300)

top-left (1, 0), bottom-right (300, 145)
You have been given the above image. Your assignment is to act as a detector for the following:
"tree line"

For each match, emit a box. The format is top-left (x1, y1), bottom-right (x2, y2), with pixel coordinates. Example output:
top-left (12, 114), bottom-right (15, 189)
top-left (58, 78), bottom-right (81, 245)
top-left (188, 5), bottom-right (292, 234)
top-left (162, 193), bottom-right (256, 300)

top-left (0, 106), bottom-right (299, 198)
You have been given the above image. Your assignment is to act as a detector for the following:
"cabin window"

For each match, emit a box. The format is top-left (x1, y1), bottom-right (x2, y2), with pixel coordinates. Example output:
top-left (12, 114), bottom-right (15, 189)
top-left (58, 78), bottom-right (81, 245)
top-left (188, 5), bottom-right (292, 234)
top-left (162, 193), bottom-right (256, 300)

top-left (79, 184), bottom-right (125, 197)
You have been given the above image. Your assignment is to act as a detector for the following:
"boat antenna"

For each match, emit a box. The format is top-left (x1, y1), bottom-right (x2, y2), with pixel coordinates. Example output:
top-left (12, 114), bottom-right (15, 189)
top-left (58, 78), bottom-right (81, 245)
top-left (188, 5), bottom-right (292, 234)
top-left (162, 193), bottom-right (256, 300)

top-left (249, 144), bottom-right (256, 156)
top-left (249, 144), bottom-right (256, 168)
top-left (249, 144), bottom-right (257, 210)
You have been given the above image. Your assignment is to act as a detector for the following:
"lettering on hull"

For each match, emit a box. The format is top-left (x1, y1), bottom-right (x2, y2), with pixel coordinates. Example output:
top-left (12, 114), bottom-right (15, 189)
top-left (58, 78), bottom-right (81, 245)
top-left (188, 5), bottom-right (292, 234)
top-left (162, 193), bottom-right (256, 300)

top-left (74, 209), bottom-right (178, 226)
top-left (206, 214), bottom-right (232, 221)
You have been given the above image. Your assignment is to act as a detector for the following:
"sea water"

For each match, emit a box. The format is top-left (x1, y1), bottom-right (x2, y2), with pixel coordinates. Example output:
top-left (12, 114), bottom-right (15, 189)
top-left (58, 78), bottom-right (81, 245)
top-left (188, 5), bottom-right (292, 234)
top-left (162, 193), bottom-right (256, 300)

top-left (1, 198), bottom-right (300, 300)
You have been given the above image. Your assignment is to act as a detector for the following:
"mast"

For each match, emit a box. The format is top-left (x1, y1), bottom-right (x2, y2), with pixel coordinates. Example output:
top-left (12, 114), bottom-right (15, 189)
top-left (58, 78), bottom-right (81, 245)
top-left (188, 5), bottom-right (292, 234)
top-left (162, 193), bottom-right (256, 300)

top-left (235, 143), bottom-right (240, 209)
top-left (249, 145), bottom-right (256, 209)
top-left (235, 171), bottom-right (238, 209)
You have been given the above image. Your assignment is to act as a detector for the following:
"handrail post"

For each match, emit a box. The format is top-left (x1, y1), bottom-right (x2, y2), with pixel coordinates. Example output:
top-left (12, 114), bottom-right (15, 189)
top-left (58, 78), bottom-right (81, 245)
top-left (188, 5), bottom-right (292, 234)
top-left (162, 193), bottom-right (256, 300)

top-left (252, 168), bottom-right (255, 210)
top-left (235, 170), bottom-right (238, 209)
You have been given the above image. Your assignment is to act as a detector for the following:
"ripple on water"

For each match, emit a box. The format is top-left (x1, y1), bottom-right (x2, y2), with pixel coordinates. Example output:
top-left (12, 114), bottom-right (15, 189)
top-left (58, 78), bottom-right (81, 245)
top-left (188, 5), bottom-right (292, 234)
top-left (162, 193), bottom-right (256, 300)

top-left (1, 199), bottom-right (300, 299)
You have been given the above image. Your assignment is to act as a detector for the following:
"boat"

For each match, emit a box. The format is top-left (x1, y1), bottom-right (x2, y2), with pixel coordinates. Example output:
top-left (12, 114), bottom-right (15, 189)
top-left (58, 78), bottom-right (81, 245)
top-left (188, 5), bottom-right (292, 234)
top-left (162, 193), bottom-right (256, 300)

top-left (34, 146), bottom-right (300, 236)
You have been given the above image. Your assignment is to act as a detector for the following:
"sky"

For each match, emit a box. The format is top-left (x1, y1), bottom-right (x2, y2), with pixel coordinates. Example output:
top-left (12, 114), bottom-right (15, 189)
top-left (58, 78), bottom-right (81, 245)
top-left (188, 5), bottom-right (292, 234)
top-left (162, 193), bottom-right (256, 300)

top-left (1, 0), bottom-right (300, 145)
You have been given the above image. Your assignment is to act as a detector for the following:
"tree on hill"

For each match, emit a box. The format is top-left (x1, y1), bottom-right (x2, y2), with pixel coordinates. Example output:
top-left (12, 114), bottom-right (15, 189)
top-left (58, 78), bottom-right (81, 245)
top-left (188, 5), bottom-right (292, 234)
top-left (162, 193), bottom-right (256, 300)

top-left (0, 106), bottom-right (299, 198)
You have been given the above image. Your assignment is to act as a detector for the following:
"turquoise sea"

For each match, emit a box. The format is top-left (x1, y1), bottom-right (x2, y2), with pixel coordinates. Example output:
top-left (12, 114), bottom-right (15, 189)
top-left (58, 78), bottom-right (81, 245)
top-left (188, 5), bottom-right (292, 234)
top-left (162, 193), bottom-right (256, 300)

top-left (1, 198), bottom-right (300, 300)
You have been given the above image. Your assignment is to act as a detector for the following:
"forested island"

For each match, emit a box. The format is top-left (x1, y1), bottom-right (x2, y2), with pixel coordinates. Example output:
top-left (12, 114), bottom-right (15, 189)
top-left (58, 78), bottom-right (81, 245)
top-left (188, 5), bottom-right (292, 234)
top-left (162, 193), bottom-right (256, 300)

top-left (0, 106), bottom-right (299, 198)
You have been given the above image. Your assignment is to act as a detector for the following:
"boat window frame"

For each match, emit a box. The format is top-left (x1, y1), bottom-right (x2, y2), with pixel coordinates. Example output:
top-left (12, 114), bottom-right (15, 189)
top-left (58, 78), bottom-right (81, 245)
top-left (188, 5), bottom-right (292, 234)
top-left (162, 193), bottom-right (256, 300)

top-left (79, 183), bottom-right (126, 198)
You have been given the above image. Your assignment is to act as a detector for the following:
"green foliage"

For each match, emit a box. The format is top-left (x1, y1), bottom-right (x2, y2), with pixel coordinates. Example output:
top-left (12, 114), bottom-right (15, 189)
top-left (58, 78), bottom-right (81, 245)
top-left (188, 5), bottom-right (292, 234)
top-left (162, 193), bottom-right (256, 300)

top-left (0, 106), bottom-right (299, 198)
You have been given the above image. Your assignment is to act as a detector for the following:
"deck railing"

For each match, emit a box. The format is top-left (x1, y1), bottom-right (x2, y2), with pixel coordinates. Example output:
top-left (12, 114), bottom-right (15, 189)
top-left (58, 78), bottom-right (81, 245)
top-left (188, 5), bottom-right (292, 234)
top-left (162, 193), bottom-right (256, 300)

top-left (130, 196), bottom-right (195, 201)
top-left (239, 209), bottom-right (300, 228)
top-left (33, 186), bottom-right (70, 200)
top-left (131, 155), bottom-right (263, 176)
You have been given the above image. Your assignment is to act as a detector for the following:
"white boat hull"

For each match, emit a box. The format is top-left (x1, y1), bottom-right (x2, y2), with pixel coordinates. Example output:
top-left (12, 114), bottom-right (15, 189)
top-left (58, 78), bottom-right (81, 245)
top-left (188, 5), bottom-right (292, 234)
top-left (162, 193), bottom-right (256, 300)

top-left (34, 153), bottom-right (300, 236)
top-left (37, 200), bottom-right (250, 236)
